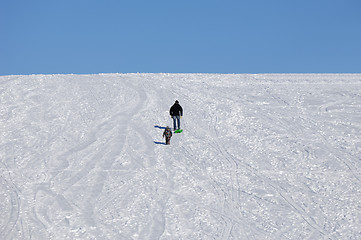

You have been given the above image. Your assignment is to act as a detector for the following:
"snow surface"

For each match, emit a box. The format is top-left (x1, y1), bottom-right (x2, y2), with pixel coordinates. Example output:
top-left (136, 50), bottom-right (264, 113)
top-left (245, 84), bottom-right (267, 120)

top-left (1, 73), bottom-right (361, 240)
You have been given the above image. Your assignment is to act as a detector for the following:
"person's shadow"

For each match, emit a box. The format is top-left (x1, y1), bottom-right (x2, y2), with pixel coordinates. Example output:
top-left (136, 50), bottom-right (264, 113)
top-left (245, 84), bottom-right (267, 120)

top-left (154, 126), bottom-right (166, 145)
top-left (154, 125), bottom-right (166, 129)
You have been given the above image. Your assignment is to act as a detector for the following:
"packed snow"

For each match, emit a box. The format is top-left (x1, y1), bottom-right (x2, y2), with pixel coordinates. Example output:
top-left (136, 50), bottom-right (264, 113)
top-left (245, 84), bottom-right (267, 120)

top-left (1, 73), bottom-right (361, 240)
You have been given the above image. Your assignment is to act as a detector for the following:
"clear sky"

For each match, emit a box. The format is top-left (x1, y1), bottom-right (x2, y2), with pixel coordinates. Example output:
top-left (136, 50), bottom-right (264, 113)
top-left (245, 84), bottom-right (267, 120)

top-left (1, 0), bottom-right (361, 75)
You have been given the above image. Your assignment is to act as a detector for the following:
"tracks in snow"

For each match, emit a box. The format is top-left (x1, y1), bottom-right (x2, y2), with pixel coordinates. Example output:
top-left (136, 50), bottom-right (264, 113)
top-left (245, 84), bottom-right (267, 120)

top-left (1, 74), bottom-right (361, 240)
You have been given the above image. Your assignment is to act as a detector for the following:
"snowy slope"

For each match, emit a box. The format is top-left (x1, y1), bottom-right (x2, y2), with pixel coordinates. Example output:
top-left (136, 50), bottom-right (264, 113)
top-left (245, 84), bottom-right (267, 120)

top-left (1, 73), bottom-right (361, 240)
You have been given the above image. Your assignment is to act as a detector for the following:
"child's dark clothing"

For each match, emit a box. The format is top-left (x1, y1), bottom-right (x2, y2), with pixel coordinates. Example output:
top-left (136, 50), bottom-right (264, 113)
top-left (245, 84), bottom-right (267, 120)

top-left (163, 127), bottom-right (172, 145)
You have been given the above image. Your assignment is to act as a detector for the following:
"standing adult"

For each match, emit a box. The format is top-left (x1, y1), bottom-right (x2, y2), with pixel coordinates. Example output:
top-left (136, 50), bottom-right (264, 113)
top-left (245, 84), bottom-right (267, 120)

top-left (169, 100), bottom-right (183, 130)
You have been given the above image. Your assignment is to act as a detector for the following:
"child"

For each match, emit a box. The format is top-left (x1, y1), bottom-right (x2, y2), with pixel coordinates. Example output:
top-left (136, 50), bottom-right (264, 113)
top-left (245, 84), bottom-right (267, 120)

top-left (163, 126), bottom-right (172, 145)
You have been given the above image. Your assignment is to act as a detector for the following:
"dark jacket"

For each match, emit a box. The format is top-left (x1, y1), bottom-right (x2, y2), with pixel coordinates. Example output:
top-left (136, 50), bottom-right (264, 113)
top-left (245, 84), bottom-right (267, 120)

top-left (170, 103), bottom-right (183, 116)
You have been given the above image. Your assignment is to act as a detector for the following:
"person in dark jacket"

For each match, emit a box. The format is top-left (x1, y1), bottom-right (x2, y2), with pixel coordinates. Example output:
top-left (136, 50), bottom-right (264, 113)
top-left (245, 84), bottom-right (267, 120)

top-left (163, 126), bottom-right (172, 145)
top-left (169, 100), bottom-right (183, 130)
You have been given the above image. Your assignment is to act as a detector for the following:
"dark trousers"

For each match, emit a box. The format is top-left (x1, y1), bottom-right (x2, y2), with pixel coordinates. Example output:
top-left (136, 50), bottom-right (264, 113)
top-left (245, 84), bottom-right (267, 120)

top-left (172, 116), bottom-right (180, 130)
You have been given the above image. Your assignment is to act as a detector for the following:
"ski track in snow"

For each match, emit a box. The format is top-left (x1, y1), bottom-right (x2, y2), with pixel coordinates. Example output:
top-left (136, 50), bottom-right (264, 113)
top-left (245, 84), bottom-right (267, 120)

top-left (1, 73), bottom-right (361, 240)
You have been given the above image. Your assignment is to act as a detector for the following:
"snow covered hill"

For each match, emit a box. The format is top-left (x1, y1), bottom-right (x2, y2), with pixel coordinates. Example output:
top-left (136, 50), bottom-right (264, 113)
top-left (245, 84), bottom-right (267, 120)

top-left (1, 73), bottom-right (361, 240)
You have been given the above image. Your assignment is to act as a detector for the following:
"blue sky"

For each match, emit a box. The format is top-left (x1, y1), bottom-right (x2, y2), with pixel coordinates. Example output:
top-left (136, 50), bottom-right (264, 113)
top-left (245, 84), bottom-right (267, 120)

top-left (1, 0), bottom-right (360, 75)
